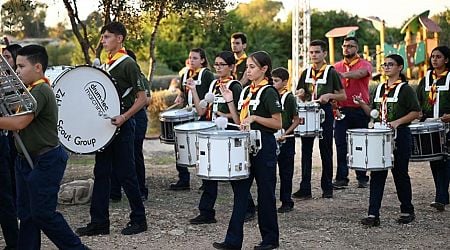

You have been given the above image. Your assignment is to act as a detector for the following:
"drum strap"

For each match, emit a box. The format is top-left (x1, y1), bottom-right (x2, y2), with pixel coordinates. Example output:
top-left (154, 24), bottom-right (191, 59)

top-left (304, 65), bottom-right (332, 85)
top-left (280, 91), bottom-right (291, 110)
top-left (104, 54), bottom-right (130, 73)
top-left (374, 82), bottom-right (406, 103)
top-left (183, 68), bottom-right (206, 106)
top-left (237, 85), bottom-right (271, 111)
top-left (425, 70), bottom-right (450, 118)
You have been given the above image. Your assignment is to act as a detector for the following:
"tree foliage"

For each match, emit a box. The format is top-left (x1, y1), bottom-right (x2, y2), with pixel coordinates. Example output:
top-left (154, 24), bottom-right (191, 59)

top-left (1, 0), bottom-right (48, 38)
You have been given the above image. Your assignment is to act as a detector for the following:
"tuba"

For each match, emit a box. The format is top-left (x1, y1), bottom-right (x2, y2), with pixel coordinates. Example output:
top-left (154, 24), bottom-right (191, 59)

top-left (0, 55), bottom-right (38, 168)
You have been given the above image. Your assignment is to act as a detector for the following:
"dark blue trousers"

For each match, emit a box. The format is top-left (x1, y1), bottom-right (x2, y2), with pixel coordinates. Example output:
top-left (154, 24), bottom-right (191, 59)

top-left (368, 127), bottom-right (414, 217)
top-left (430, 158), bottom-right (450, 205)
top-left (111, 108), bottom-right (149, 200)
top-left (0, 135), bottom-right (18, 248)
top-left (299, 103), bottom-right (334, 194)
top-left (277, 137), bottom-right (295, 206)
top-left (15, 146), bottom-right (83, 250)
top-left (334, 107), bottom-right (369, 182)
top-left (224, 132), bottom-right (279, 248)
top-left (90, 118), bottom-right (146, 225)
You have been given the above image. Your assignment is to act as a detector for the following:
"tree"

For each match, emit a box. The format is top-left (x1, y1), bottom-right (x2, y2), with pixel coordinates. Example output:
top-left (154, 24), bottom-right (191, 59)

top-left (1, 0), bottom-right (48, 38)
top-left (432, 8), bottom-right (450, 47)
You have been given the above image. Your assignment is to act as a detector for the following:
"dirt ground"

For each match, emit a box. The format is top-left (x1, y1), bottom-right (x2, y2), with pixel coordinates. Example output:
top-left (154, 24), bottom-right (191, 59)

top-left (1, 138), bottom-right (449, 249)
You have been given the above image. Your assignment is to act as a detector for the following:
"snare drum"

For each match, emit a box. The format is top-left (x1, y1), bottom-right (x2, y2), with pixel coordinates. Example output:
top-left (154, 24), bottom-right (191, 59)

top-left (53, 66), bottom-right (121, 154)
top-left (159, 109), bottom-right (196, 144)
top-left (347, 128), bottom-right (394, 171)
top-left (46, 65), bottom-right (73, 86)
top-left (196, 130), bottom-right (250, 180)
top-left (409, 122), bottom-right (445, 162)
top-left (295, 102), bottom-right (323, 137)
top-left (174, 121), bottom-right (216, 167)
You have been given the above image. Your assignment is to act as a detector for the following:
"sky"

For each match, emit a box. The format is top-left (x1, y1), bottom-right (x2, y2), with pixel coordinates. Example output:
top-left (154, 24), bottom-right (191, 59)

top-left (45, 0), bottom-right (449, 28)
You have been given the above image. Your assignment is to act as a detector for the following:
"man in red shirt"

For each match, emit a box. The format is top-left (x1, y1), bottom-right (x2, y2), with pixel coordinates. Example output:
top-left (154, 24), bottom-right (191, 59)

top-left (333, 36), bottom-right (372, 189)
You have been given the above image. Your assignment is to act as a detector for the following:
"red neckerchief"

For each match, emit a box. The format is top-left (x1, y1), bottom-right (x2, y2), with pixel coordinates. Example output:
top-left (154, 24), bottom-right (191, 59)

top-left (343, 55), bottom-right (360, 87)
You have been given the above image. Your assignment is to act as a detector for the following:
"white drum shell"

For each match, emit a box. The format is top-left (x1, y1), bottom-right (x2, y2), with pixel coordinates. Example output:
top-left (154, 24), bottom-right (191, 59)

top-left (196, 130), bottom-right (250, 180)
top-left (159, 109), bottom-right (196, 144)
top-left (174, 121), bottom-right (216, 167)
top-left (347, 128), bottom-right (394, 171)
top-left (295, 102), bottom-right (322, 137)
top-left (53, 66), bottom-right (120, 154)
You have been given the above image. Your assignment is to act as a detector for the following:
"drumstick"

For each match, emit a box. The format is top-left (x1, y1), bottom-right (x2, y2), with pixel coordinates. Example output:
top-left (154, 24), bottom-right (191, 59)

top-left (165, 103), bottom-right (179, 111)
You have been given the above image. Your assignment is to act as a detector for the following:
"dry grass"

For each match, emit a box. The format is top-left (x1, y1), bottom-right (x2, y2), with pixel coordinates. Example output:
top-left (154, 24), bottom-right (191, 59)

top-left (146, 89), bottom-right (179, 137)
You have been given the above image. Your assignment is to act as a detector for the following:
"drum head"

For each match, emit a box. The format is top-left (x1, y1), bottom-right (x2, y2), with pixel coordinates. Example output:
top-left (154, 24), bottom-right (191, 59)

top-left (46, 65), bottom-right (73, 86)
top-left (409, 122), bottom-right (443, 132)
top-left (160, 109), bottom-right (194, 120)
top-left (174, 121), bottom-right (216, 131)
top-left (347, 128), bottom-right (391, 134)
top-left (53, 66), bottom-right (120, 154)
top-left (198, 130), bottom-right (248, 139)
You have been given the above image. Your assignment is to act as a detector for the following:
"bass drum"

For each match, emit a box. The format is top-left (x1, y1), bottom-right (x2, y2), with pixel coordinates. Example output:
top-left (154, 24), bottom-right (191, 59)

top-left (53, 65), bottom-right (121, 154)
top-left (46, 65), bottom-right (73, 86)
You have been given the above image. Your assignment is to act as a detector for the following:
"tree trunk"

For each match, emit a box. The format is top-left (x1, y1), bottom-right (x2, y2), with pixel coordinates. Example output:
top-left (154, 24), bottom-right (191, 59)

top-left (147, 4), bottom-right (165, 83)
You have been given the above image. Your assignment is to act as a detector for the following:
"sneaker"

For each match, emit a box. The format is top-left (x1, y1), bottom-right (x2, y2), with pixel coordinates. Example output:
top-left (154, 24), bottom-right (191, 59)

top-left (76, 222), bottom-right (110, 236)
top-left (189, 214), bottom-right (217, 225)
top-left (169, 182), bottom-right (190, 191)
top-left (361, 216), bottom-right (380, 227)
top-left (213, 241), bottom-right (240, 250)
top-left (357, 180), bottom-right (368, 188)
top-left (277, 204), bottom-right (294, 213)
top-left (430, 202), bottom-right (445, 211)
top-left (244, 212), bottom-right (256, 222)
top-left (121, 221), bottom-right (148, 235)
top-left (332, 180), bottom-right (348, 190)
top-left (292, 190), bottom-right (312, 200)
top-left (397, 213), bottom-right (415, 224)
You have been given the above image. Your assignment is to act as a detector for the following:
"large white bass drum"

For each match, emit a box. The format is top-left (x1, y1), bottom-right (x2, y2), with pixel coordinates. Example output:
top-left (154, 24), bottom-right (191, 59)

top-left (53, 66), bottom-right (121, 154)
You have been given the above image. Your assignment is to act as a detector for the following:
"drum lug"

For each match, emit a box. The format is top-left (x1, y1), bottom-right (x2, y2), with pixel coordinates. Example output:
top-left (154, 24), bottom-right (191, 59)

top-left (207, 140), bottom-right (211, 174)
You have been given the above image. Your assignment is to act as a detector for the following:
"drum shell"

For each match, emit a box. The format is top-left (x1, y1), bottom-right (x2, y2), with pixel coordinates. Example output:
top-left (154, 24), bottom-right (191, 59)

top-left (196, 130), bottom-right (250, 180)
top-left (409, 122), bottom-right (445, 162)
top-left (174, 121), bottom-right (216, 167)
top-left (347, 128), bottom-right (394, 171)
top-left (159, 109), bottom-right (196, 144)
top-left (295, 102), bottom-right (322, 137)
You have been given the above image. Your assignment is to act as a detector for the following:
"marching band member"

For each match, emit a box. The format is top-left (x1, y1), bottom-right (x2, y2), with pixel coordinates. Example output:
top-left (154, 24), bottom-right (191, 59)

top-left (231, 32), bottom-right (249, 86)
top-left (272, 67), bottom-right (299, 213)
top-left (77, 21), bottom-right (148, 236)
top-left (416, 46), bottom-right (450, 212)
top-left (0, 45), bottom-right (88, 249)
top-left (170, 48), bottom-right (215, 191)
top-left (213, 51), bottom-right (281, 250)
top-left (355, 54), bottom-right (420, 226)
top-left (293, 40), bottom-right (346, 199)
top-left (187, 51), bottom-right (247, 224)
top-left (333, 36), bottom-right (371, 189)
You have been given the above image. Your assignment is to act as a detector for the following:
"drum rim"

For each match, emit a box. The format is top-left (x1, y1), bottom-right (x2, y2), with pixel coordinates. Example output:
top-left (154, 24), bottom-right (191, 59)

top-left (159, 109), bottom-right (195, 119)
top-left (347, 128), bottom-right (392, 134)
top-left (53, 65), bottom-right (121, 154)
top-left (197, 130), bottom-right (249, 138)
top-left (409, 122), bottom-right (444, 131)
top-left (174, 121), bottom-right (216, 131)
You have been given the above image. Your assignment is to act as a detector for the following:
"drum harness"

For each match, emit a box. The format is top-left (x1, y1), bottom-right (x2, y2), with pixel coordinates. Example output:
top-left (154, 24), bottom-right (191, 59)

top-left (207, 79), bottom-right (239, 121)
top-left (424, 70), bottom-right (450, 118)
top-left (182, 68), bottom-right (206, 107)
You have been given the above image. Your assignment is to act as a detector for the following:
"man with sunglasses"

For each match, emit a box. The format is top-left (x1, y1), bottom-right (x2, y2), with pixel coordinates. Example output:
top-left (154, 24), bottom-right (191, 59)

top-left (333, 36), bottom-right (372, 190)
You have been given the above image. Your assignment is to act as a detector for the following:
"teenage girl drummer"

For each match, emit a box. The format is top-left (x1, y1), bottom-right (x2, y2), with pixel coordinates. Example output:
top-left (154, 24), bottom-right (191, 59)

top-left (416, 45), bottom-right (450, 212)
top-left (355, 54), bottom-right (420, 226)
top-left (213, 51), bottom-right (281, 250)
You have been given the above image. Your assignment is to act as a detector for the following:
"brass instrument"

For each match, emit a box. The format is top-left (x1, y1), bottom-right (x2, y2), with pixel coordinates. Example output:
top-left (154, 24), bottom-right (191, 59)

top-left (0, 55), bottom-right (37, 168)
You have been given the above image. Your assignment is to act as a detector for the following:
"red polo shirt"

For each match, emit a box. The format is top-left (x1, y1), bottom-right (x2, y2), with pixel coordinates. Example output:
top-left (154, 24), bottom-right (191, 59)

top-left (334, 59), bottom-right (372, 108)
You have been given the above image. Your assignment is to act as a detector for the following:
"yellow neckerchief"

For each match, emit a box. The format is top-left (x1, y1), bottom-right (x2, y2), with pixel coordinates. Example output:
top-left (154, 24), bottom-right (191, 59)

top-left (234, 53), bottom-right (247, 78)
top-left (206, 76), bottom-right (233, 120)
top-left (278, 86), bottom-right (288, 96)
top-left (310, 62), bottom-right (327, 100)
top-left (381, 79), bottom-right (402, 123)
top-left (107, 47), bottom-right (127, 65)
top-left (239, 78), bottom-right (269, 123)
top-left (27, 77), bottom-right (50, 92)
top-left (428, 69), bottom-right (448, 106)
top-left (343, 55), bottom-right (360, 87)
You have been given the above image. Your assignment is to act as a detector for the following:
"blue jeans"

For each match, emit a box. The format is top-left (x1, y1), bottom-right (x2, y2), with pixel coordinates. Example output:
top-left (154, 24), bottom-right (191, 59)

top-left (368, 127), bottom-right (414, 217)
top-left (277, 137), bottom-right (295, 206)
top-left (0, 135), bottom-right (18, 248)
top-left (111, 108), bottom-right (149, 199)
top-left (334, 107), bottom-right (369, 182)
top-left (224, 132), bottom-right (279, 248)
top-left (15, 145), bottom-right (83, 249)
top-left (90, 118), bottom-right (146, 224)
top-left (299, 103), bottom-right (334, 194)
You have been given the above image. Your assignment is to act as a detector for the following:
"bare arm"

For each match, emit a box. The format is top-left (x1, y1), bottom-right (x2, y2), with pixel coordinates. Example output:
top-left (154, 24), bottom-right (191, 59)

top-left (0, 113), bottom-right (34, 131)
top-left (318, 88), bottom-right (346, 103)
top-left (340, 69), bottom-right (369, 79)
top-left (390, 111), bottom-right (420, 129)
top-left (243, 113), bottom-right (282, 130)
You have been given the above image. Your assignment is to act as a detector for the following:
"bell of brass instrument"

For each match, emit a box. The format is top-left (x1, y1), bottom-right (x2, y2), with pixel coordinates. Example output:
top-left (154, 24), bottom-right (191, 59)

top-left (0, 54), bottom-right (38, 168)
